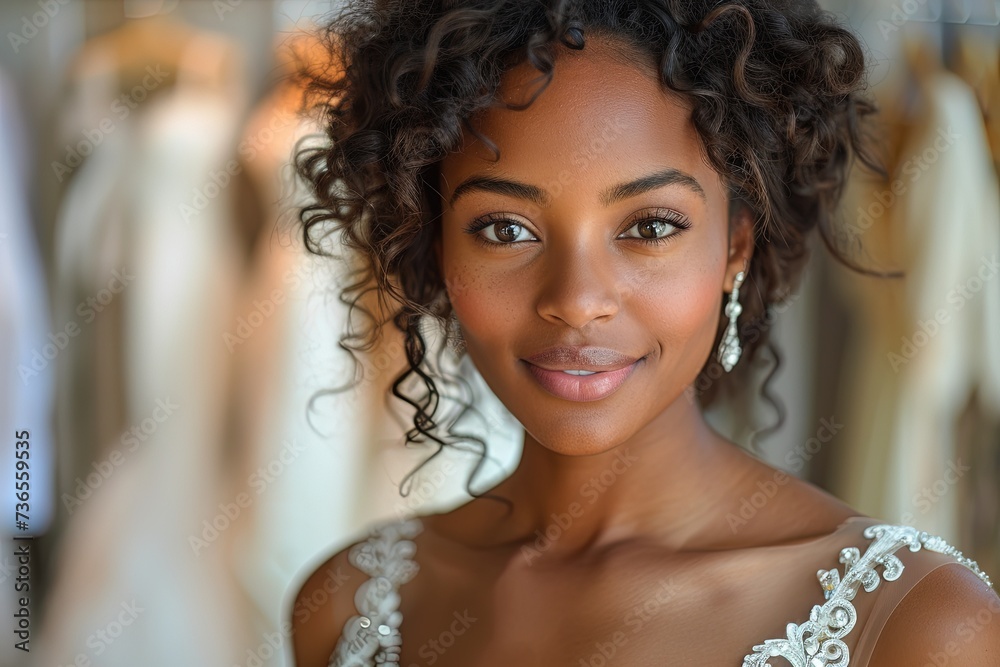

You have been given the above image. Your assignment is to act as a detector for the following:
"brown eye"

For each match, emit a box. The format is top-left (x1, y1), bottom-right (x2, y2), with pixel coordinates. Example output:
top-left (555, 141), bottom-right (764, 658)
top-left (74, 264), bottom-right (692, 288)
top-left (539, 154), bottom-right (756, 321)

top-left (637, 219), bottom-right (671, 239)
top-left (618, 209), bottom-right (692, 246)
top-left (494, 222), bottom-right (524, 243)
top-left (463, 213), bottom-right (539, 248)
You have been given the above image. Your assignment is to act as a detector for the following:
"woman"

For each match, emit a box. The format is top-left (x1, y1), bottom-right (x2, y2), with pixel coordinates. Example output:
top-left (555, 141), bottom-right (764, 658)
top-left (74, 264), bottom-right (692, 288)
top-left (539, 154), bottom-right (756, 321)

top-left (288, 1), bottom-right (999, 665)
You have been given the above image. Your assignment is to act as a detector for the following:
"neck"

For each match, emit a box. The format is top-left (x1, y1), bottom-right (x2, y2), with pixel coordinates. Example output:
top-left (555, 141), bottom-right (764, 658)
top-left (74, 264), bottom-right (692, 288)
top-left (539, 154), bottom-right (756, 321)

top-left (476, 387), bottom-right (749, 558)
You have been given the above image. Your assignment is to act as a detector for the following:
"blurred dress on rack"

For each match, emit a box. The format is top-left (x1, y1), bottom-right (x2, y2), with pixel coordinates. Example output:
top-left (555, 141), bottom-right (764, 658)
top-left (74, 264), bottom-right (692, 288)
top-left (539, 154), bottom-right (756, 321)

top-left (0, 65), bottom-right (57, 667)
top-left (827, 28), bottom-right (1000, 570)
top-left (951, 27), bottom-right (1000, 171)
top-left (37, 13), bottom-right (260, 667)
top-left (947, 24), bottom-right (1000, 582)
top-left (222, 30), bottom-right (525, 664)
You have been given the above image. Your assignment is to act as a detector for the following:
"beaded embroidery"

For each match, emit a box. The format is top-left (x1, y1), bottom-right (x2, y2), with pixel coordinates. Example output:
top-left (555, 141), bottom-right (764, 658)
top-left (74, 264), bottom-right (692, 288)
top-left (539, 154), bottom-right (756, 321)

top-left (328, 517), bottom-right (424, 667)
top-left (742, 524), bottom-right (994, 667)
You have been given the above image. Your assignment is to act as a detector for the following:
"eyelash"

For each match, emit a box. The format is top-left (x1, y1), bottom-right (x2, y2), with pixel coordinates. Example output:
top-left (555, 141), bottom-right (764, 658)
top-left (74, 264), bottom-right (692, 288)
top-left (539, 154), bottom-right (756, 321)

top-left (462, 209), bottom-right (692, 250)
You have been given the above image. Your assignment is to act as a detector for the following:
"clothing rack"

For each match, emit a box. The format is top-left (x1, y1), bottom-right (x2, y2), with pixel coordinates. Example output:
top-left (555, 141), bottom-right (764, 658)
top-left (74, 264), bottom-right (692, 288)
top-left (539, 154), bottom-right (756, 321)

top-left (900, 0), bottom-right (999, 74)
top-left (904, 0), bottom-right (1000, 26)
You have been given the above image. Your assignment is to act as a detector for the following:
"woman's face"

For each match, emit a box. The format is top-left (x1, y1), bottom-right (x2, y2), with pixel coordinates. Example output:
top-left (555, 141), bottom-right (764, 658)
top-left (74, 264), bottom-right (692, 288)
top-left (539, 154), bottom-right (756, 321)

top-left (436, 37), bottom-right (751, 456)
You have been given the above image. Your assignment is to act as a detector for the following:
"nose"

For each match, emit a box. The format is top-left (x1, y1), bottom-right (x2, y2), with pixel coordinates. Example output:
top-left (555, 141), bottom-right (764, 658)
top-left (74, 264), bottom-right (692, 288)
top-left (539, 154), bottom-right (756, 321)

top-left (534, 237), bottom-right (621, 329)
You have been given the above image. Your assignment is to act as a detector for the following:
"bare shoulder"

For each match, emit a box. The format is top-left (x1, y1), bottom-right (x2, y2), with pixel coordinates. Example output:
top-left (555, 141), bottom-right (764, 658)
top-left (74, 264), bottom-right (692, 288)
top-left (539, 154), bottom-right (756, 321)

top-left (870, 561), bottom-right (1000, 666)
top-left (719, 442), bottom-right (863, 547)
top-left (287, 530), bottom-right (371, 667)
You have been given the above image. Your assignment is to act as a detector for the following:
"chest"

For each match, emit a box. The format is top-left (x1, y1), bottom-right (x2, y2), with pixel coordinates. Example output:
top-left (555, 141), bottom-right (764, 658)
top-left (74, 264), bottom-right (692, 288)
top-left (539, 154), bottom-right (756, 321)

top-left (393, 544), bottom-right (840, 666)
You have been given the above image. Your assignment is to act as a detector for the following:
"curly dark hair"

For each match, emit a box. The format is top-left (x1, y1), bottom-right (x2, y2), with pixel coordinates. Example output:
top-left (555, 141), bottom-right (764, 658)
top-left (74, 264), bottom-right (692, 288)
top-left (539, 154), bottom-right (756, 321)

top-left (291, 0), bottom-right (895, 506)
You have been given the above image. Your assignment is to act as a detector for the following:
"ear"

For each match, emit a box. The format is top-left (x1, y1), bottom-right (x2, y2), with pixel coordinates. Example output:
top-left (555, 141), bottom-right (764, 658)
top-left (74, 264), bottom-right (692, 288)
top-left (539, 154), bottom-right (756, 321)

top-left (725, 204), bottom-right (754, 291)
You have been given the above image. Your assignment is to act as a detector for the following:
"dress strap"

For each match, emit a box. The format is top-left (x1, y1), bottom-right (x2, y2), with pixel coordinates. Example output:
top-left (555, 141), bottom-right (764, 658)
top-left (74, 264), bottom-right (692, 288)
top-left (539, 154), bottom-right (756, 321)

top-left (328, 516), bottom-right (424, 667)
top-left (742, 523), bottom-right (994, 667)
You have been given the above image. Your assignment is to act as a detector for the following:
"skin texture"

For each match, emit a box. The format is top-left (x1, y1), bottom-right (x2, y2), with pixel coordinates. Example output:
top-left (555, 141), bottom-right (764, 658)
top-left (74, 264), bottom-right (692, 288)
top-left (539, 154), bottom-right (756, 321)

top-left (289, 35), bottom-right (999, 667)
top-left (869, 563), bottom-right (1000, 665)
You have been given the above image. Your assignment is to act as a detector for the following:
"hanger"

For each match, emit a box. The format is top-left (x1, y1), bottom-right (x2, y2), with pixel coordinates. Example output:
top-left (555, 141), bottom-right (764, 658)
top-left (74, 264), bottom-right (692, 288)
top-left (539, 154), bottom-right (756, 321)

top-left (123, 0), bottom-right (180, 19)
top-left (904, 0), bottom-right (1000, 26)
top-left (66, 1), bottom-right (243, 96)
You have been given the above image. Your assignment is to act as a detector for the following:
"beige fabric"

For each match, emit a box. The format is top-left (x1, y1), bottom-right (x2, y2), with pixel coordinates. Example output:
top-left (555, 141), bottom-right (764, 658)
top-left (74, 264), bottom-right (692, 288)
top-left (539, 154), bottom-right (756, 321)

top-left (829, 47), bottom-right (1000, 549)
top-left (38, 21), bottom-right (255, 667)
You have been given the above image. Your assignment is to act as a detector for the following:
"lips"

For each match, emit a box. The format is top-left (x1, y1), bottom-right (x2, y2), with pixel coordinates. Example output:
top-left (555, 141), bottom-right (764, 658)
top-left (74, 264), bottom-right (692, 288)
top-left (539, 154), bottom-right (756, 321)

top-left (521, 346), bottom-right (644, 402)
top-left (524, 346), bottom-right (641, 371)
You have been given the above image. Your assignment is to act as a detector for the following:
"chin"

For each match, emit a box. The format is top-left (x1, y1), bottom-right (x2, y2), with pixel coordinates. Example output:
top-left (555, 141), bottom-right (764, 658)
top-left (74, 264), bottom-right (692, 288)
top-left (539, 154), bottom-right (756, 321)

top-left (520, 416), bottom-right (635, 457)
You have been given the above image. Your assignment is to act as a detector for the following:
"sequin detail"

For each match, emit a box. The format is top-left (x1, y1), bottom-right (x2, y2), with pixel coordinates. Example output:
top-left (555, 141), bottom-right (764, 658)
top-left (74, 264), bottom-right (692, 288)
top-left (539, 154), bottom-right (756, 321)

top-left (742, 524), bottom-right (994, 667)
top-left (328, 517), bottom-right (424, 667)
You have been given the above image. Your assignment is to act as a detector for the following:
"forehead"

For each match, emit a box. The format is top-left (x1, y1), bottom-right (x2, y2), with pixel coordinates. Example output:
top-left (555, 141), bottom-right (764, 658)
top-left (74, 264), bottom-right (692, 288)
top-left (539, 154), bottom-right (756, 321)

top-left (439, 37), bottom-right (726, 205)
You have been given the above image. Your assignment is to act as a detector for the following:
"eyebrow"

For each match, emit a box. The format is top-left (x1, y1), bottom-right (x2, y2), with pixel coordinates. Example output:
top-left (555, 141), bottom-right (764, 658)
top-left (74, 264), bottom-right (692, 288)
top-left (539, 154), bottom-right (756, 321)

top-left (600, 168), bottom-right (707, 207)
top-left (447, 167), bottom-right (707, 208)
top-left (449, 176), bottom-right (549, 208)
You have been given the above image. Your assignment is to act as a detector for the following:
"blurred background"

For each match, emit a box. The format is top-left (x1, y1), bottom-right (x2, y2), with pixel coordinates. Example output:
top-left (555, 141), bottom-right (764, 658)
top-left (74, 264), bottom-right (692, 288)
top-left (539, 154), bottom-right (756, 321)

top-left (0, 0), bottom-right (997, 665)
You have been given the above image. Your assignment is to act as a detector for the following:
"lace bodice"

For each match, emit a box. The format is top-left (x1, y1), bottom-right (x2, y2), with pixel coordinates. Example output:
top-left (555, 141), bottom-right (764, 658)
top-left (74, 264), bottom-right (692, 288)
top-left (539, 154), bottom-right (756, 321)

top-left (326, 517), bottom-right (994, 666)
top-left (741, 524), bottom-right (992, 666)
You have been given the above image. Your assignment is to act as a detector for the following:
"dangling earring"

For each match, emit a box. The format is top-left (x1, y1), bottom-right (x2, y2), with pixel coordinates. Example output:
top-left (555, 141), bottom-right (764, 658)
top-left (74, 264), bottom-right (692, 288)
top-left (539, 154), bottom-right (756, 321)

top-left (446, 311), bottom-right (465, 356)
top-left (717, 263), bottom-right (747, 372)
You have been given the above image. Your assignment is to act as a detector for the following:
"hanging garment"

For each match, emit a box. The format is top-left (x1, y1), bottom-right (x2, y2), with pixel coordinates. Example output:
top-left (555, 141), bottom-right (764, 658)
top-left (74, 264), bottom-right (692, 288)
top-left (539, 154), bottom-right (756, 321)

top-left (828, 40), bottom-right (1000, 557)
top-left (37, 20), bottom-right (257, 667)
top-left (949, 29), bottom-right (1000, 576)
top-left (951, 31), bottom-right (1000, 170)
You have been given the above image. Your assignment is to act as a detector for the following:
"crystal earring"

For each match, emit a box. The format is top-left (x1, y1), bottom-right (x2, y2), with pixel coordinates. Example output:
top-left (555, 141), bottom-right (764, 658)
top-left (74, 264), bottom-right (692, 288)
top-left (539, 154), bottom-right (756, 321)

top-left (446, 311), bottom-right (465, 356)
top-left (717, 264), bottom-right (747, 372)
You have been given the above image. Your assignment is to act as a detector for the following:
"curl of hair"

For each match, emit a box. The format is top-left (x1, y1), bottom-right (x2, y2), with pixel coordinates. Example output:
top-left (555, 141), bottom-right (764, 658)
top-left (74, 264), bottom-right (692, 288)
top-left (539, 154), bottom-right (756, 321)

top-left (292, 0), bottom-right (894, 508)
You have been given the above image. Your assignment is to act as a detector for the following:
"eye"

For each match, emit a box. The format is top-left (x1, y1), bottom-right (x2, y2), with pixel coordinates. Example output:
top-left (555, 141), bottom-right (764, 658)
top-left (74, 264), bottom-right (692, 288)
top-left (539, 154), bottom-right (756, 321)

top-left (618, 209), bottom-right (691, 246)
top-left (463, 212), bottom-right (539, 248)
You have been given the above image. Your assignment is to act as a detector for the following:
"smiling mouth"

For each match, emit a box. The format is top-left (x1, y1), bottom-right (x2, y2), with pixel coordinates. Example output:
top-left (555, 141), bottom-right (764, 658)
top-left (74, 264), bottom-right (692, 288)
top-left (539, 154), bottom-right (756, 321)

top-left (521, 358), bottom-right (643, 402)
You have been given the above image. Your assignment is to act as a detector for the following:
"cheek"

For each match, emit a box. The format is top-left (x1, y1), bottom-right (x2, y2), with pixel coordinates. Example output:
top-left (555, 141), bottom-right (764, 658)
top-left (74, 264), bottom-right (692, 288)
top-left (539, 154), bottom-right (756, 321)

top-left (632, 258), bottom-right (723, 361)
top-left (440, 239), bottom-right (517, 347)
top-left (448, 274), bottom-right (522, 349)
